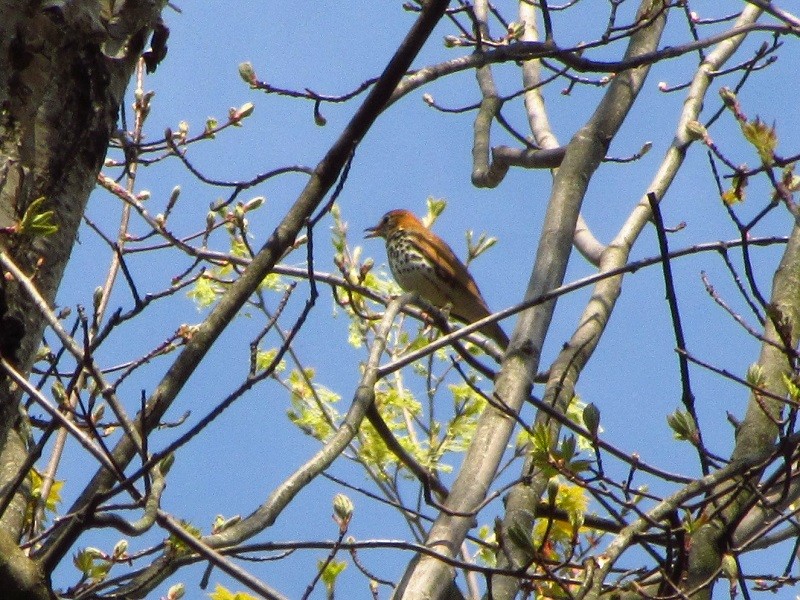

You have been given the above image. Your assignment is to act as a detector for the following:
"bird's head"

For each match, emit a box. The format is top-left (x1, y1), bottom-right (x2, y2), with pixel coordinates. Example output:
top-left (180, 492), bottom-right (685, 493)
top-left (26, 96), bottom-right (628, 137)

top-left (364, 209), bottom-right (422, 239)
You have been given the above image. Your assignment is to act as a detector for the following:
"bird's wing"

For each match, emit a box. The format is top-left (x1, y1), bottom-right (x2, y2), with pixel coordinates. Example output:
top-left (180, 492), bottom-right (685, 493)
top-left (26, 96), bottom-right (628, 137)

top-left (405, 227), bottom-right (509, 349)
top-left (407, 228), bottom-right (492, 320)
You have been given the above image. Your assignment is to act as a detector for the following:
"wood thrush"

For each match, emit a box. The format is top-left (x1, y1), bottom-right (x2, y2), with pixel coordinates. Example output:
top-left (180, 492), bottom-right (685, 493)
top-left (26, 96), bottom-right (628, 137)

top-left (365, 209), bottom-right (508, 349)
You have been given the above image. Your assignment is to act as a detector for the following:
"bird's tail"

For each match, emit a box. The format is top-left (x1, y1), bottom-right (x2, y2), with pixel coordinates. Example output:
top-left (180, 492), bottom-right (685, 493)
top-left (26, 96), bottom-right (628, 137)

top-left (481, 321), bottom-right (509, 350)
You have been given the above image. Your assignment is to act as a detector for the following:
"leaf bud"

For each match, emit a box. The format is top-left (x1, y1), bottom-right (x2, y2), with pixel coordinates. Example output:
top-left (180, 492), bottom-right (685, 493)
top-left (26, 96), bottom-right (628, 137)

top-left (238, 61), bottom-right (257, 84)
top-left (333, 493), bottom-right (354, 529)
top-left (685, 120), bottom-right (708, 142)
top-left (582, 403), bottom-right (600, 436)
top-left (167, 583), bottom-right (185, 600)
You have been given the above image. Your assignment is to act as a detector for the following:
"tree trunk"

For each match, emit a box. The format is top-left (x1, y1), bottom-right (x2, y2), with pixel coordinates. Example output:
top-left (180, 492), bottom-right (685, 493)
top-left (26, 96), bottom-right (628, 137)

top-left (0, 2), bottom-right (164, 596)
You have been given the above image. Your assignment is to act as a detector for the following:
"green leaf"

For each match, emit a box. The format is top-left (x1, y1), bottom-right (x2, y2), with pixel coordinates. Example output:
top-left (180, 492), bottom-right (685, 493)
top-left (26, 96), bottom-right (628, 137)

top-left (73, 549), bottom-right (95, 574)
top-left (255, 348), bottom-right (286, 374)
top-left (558, 482), bottom-right (588, 530)
top-left (229, 102), bottom-right (255, 124)
top-left (722, 172), bottom-right (747, 206)
top-left (782, 372), bottom-right (800, 403)
top-left (167, 520), bottom-right (202, 555)
top-left (567, 395), bottom-right (600, 451)
top-left (286, 368), bottom-right (340, 441)
top-left (89, 560), bottom-right (112, 582)
top-left (159, 453), bottom-right (175, 476)
top-left (741, 117), bottom-right (777, 165)
top-left (685, 120), bottom-right (708, 142)
top-left (259, 272), bottom-right (285, 292)
top-left (474, 524), bottom-right (498, 566)
top-left (208, 583), bottom-right (259, 600)
top-left (667, 409), bottom-right (697, 443)
top-left (506, 21), bottom-right (525, 40)
top-left (112, 539), bottom-right (128, 559)
top-left (319, 559), bottom-right (347, 594)
top-left (27, 468), bottom-right (63, 516)
top-left (466, 230), bottom-right (498, 263)
top-left (17, 196), bottom-right (58, 236)
top-left (188, 275), bottom-right (222, 308)
top-left (560, 435), bottom-right (576, 462)
top-left (424, 196), bottom-right (447, 226)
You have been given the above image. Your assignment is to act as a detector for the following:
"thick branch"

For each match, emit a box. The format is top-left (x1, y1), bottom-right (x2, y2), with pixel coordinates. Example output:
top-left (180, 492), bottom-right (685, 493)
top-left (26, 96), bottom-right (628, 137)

top-left (0, 2), bottom-right (165, 598)
top-left (394, 1), bottom-right (669, 598)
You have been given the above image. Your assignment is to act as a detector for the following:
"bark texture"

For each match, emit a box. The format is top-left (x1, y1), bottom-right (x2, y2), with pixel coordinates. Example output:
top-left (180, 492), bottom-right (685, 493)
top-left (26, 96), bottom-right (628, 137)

top-left (0, 2), bottom-right (164, 597)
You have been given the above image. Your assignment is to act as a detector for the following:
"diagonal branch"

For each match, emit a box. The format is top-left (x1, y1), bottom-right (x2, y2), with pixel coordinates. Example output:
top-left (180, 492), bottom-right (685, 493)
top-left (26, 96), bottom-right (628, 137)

top-left (111, 293), bottom-right (411, 598)
top-left (682, 223), bottom-right (800, 598)
top-left (394, 1), bottom-right (670, 598)
top-left (35, 0), bottom-right (454, 573)
top-left (496, 4), bottom-right (768, 598)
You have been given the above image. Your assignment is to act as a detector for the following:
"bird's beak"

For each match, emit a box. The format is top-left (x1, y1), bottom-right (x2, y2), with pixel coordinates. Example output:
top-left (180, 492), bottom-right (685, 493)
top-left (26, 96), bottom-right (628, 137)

top-left (364, 224), bottom-right (381, 239)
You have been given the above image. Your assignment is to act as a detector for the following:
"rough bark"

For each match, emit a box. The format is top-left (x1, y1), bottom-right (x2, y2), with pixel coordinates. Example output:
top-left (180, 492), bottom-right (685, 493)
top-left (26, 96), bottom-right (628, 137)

top-left (0, 1), bottom-right (165, 597)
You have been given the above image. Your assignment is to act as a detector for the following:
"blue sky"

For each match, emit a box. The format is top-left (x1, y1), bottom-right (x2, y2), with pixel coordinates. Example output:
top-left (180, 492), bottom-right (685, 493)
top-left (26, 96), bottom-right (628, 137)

top-left (48, 2), bottom-right (800, 597)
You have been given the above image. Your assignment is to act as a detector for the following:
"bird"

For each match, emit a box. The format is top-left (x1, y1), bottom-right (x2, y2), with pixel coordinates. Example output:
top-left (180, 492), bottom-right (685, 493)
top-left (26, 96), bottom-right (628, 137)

top-left (365, 209), bottom-right (508, 349)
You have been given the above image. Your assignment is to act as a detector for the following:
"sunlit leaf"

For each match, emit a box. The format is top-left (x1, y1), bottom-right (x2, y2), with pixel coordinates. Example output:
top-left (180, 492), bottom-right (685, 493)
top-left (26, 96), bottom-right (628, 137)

top-left (741, 117), bottom-right (777, 165)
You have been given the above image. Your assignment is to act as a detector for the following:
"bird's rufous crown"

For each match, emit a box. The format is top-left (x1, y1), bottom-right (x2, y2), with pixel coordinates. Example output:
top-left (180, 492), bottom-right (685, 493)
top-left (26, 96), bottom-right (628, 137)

top-left (364, 209), bottom-right (424, 240)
